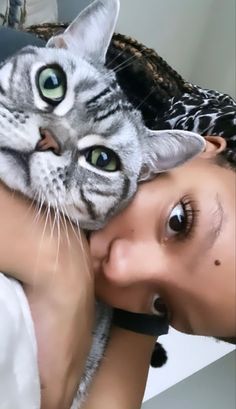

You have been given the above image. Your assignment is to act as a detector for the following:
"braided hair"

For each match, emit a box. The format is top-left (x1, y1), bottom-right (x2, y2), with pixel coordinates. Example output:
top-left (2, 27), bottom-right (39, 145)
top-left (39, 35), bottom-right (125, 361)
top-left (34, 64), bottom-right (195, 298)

top-left (106, 34), bottom-right (236, 169)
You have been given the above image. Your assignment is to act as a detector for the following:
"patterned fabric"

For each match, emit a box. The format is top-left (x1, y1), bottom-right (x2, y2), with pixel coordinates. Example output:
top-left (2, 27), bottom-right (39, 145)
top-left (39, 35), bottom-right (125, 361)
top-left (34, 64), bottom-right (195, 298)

top-left (154, 85), bottom-right (236, 165)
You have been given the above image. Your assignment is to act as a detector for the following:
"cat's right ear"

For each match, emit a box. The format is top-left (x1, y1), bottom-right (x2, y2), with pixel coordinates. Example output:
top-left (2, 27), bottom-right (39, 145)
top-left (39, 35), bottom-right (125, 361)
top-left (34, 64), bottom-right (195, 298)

top-left (139, 129), bottom-right (206, 181)
top-left (47, 0), bottom-right (119, 64)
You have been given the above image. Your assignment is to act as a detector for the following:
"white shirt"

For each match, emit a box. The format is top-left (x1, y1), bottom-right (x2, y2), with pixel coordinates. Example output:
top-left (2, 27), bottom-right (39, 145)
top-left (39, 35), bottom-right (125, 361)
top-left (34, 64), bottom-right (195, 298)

top-left (0, 273), bottom-right (40, 409)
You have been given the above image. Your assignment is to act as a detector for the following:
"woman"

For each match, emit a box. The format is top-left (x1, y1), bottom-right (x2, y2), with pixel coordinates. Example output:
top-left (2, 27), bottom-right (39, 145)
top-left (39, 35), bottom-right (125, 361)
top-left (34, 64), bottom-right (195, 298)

top-left (0, 27), bottom-right (235, 409)
top-left (90, 134), bottom-right (236, 339)
top-left (83, 135), bottom-right (236, 409)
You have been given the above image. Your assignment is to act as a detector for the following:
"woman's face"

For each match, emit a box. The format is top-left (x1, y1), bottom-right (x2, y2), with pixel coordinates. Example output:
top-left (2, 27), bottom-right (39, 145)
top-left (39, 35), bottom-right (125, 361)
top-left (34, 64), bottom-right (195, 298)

top-left (90, 141), bottom-right (236, 338)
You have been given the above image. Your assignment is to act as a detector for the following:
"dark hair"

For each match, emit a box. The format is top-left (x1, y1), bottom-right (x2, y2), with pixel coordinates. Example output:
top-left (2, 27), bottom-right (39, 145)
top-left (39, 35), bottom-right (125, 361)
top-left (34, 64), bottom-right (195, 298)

top-left (105, 33), bottom-right (236, 170)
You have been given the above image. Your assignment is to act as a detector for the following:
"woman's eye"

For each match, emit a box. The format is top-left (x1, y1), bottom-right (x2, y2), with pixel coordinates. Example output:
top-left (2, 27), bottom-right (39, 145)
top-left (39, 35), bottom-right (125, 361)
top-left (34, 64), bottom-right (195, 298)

top-left (166, 202), bottom-right (188, 237)
top-left (37, 65), bottom-right (66, 105)
top-left (165, 198), bottom-right (198, 241)
top-left (85, 147), bottom-right (121, 172)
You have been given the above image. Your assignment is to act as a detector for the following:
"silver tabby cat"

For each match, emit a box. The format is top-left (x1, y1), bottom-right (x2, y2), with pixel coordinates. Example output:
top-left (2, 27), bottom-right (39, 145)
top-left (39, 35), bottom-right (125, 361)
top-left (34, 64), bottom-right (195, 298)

top-left (0, 0), bottom-right (205, 406)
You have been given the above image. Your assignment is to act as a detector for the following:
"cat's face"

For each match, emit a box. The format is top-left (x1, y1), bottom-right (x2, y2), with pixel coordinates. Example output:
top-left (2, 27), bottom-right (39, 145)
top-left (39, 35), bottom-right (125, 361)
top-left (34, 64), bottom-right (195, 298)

top-left (0, 0), bottom-right (206, 229)
top-left (0, 46), bottom-right (146, 229)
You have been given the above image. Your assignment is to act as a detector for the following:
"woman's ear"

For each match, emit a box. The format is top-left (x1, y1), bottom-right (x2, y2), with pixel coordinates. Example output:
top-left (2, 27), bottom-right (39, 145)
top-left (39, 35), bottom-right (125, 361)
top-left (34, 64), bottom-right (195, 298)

top-left (201, 136), bottom-right (227, 158)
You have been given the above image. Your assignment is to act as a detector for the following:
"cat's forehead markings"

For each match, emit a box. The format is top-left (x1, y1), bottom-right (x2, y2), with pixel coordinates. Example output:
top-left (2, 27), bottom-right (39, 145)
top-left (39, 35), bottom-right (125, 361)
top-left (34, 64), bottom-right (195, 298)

top-left (0, 83), bottom-right (6, 95)
top-left (86, 86), bottom-right (111, 107)
top-left (68, 58), bottom-right (76, 73)
top-left (74, 78), bottom-right (98, 94)
top-left (101, 121), bottom-right (122, 138)
top-left (16, 46), bottom-right (39, 58)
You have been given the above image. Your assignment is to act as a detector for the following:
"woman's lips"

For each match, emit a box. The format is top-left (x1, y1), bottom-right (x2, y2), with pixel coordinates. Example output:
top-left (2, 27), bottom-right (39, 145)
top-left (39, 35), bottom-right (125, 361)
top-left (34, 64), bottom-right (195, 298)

top-left (89, 231), bottom-right (110, 259)
top-left (92, 258), bottom-right (104, 276)
top-left (90, 234), bottom-right (119, 280)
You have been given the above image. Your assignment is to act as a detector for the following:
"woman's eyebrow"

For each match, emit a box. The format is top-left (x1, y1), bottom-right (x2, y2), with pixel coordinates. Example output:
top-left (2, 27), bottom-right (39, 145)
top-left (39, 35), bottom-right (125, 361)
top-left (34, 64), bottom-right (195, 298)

top-left (204, 195), bottom-right (224, 252)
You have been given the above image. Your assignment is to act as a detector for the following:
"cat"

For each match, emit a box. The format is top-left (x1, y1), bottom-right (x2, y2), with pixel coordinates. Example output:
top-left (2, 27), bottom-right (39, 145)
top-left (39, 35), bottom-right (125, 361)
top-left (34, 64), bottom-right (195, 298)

top-left (0, 0), bottom-right (206, 406)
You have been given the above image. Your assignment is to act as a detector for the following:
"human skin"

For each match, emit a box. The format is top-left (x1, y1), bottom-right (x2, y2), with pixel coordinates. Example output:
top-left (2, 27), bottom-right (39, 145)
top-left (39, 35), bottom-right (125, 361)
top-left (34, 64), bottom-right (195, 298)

top-left (81, 327), bottom-right (155, 409)
top-left (1, 135), bottom-right (235, 408)
top-left (0, 182), bottom-right (94, 409)
top-left (0, 182), bottom-right (155, 409)
top-left (91, 136), bottom-right (236, 339)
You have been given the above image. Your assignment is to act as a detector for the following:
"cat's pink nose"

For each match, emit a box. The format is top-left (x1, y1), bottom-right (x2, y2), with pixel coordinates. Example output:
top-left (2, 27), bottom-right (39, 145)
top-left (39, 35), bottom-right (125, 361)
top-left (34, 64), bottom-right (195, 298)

top-left (36, 128), bottom-right (61, 155)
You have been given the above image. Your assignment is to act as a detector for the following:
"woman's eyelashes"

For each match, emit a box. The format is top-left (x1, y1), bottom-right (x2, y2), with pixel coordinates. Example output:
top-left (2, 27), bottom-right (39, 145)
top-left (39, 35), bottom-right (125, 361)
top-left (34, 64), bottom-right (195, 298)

top-left (165, 195), bottom-right (200, 242)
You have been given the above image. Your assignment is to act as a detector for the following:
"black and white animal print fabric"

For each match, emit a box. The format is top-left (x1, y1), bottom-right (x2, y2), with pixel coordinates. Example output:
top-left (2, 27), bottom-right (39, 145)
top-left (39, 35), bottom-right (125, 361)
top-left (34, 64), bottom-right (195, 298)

top-left (155, 85), bottom-right (236, 164)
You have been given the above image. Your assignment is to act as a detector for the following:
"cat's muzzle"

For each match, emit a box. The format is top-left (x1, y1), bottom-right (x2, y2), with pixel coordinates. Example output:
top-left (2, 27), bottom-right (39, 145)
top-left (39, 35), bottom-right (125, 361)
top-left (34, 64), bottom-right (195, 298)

top-left (36, 128), bottom-right (61, 155)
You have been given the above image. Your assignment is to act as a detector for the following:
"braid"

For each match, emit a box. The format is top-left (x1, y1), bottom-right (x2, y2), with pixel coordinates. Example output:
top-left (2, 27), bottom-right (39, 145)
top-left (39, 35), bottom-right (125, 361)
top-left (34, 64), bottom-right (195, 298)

top-left (106, 33), bottom-right (193, 127)
top-left (111, 33), bottom-right (190, 92)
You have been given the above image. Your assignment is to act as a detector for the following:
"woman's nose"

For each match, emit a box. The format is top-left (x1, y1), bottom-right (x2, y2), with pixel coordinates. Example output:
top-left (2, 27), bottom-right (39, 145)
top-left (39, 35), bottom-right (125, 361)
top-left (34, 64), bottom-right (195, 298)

top-left (93, 235), bottom-right (171, 314)
top-left (101, 238), bottom-right (165, 287)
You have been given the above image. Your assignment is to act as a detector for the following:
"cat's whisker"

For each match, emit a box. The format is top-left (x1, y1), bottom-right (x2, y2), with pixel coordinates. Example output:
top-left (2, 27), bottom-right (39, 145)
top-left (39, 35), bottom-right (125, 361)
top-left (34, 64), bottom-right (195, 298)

top-left (32, 192), bottom-right (45, 226)
top-left (51, 206), bottom-right (62, 280)
top-left (26, 193), bottom-right (39, 217)
top-left (111, 53), bottom-right (138, 74)
top-left (49, 202), bottom-right (59, 242)
top-left (60, 205), bottom-right (71, 248)
top-left (29, 193), bottom-right (47, 237)
top-left (75, 219), bottom-right (91, 279)
top-left (102, 53), bottom-right (138, 82)
top-left (135, 86), bottom-right (157, 110)
top-left (62, 201), bottom-right (81, 242)
top-left (46, 201), bottom-right (53, 233)
top-left (31, 200), bottom-right (51, 290)
top-left (9, 188), bottom-right (16, 198)
top-left (66, 192), bottom-right (91, 277)
top-left (61, 202), bottom-right (91, 276)
top-left (106, 47), bottom-right (128, 68)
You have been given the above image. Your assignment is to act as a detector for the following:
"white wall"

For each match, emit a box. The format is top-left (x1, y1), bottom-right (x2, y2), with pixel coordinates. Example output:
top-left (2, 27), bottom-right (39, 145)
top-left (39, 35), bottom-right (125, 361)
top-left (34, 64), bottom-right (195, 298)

top-left (143, 329), bottom-right (235, 402)
top-left (142, 351), bottom-right (236, 409)
top-left (57, 0), bottom-right (90, 21)
top-left (117, 0), bottom-right (236, 97)
top-left (57, 0), bottom-right (235, 97)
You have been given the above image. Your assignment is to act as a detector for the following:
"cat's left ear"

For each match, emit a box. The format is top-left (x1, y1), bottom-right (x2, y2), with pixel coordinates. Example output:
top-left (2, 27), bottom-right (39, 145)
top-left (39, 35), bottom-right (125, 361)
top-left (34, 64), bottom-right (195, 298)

top-left (140, 129), bottom-right (206, 181)
top-left (47, 0), bottom-right (119, 64)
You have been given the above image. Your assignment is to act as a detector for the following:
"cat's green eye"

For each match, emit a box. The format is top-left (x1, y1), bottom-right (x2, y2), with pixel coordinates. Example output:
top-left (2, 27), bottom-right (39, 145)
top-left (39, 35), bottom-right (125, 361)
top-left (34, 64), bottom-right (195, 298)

top-left (37, 65), bottom-right (66, 105)
top-left (85, 146), bottom-right (121, 172)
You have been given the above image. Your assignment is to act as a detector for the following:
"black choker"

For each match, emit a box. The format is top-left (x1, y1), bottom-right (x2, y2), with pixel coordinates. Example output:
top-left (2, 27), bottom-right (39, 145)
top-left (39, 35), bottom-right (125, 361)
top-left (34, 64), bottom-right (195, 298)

top-left (113, 308), bottom-right (169, 336)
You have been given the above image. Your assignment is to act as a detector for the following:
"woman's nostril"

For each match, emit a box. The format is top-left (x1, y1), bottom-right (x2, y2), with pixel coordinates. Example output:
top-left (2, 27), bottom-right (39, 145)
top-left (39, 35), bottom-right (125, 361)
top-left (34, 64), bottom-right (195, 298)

top-left (36, 128), bottom-right (61, 155)
top-left (152, 295), bottom-right (169, 318)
